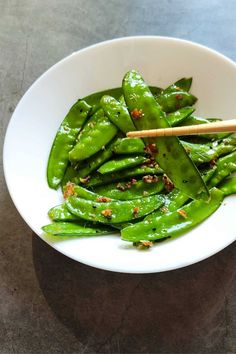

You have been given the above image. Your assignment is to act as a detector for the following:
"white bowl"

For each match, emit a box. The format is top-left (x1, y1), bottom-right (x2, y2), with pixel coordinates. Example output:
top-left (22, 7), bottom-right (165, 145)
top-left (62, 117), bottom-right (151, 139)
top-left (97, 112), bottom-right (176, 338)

top-left (3, 36), bottom-right (236, 273)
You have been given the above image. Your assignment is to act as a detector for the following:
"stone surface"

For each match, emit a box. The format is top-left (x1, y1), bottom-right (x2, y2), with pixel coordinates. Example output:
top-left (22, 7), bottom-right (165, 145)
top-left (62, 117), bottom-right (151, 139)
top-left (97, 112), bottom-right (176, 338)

top-left (0, 0), bottom-right (236, 353)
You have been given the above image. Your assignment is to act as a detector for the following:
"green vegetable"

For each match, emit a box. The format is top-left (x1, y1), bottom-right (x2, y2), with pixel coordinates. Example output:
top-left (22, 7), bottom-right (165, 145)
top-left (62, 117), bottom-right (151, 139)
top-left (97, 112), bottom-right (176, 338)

top-left (97, 155), bottom-right (146, 174)
top-left (42, 222), bottom-right (114, 236)
top-left (121, 188), bottom-right (223, 242)
top-left (167, 107), bottom-right (195, 126)
top-left (47, 100), bottom-right (91, 189)
top-left (69, 109), bottom-right (117, 162)
top-left (208, 151), bottom-right (236, 187)
top-left (48, 203), bottom-right (79, 221)
top-left (219, 177), bottom-right (236, 196)
top-left (157, 91), bottom-right (197, 113)
top-left (66, 194), bottom-right (164, 224)
top-left (123, 70), bottom-right (208, 200)
top-left (163, 77), bottom-right (193, 93)
top-left (113, 137), bottom-right (145, 154)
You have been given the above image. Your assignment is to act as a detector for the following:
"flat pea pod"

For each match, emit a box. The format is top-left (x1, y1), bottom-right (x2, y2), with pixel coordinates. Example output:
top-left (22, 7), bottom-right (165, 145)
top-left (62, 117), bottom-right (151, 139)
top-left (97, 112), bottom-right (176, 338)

top-left (163, 77), bottom-right (193, 94)
top-left (208, 151), bottom-right (236, 187)
top-left (113, 137), bottom-right (145, 154)
top-left (66, 194), bottom-right (164, 224)
top-left (123, 70), bottom-right (208, 200)
top-left (100, 95), bottom-right (136, 133)
top-left (219, 177), bottom-right (236, 196)
top-left (97, 155), bottom-right (146, 174)
top-left (69, 109), bottom-right (117, 163)
top-left (48, 203), bottom-right (80, 221)
top-left (47, 100), bottom-right (91, 189)
top-left (156, 91), bottom-right (197, 113)
top-left (121, 188), bottom-right (223, 242)
top-left (167, 107), bottom-right (195, 126)
top-left (84, 165), bottom-right (163, 187)
top-left (76, 136), bottom-right (119, 178)
top-left (42, 222), bottom-right (114, 236)
top-left (61, 164), bottom-right (78, 187)
top-left (94, 178), bottom-right (164, 200)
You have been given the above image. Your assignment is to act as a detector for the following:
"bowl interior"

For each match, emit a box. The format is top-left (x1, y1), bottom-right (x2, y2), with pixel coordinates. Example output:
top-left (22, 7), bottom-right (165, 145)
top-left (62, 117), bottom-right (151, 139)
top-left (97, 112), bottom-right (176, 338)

top-left (3, 36), bottom-right (236, 273)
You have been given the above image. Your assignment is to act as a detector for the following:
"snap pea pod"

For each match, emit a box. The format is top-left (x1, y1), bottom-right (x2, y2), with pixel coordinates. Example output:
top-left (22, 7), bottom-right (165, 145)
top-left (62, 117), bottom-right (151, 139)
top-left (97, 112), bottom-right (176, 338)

top-left (163, 77), bottom-right (193, 94)
top-left (123, 70), bottom-right (208, 200)
top-left (47, 100), bottom-right (91, 189)
top-left (181, 137), bottom-right (236, 165)
top-left (167, 107), bottom-right (195, 126)
top-left (156, 91), bottom-right (197, 113)
top-left (66, 194), bottom-right (164, 224)
top-left (208, 151), bottom-right (236, 187)
top-left (121, 188), bottom-right (223, 242)
top-left (94, 179), bottom-right (164, 200)
top-left (145, 167), bottom-right (216, 221)
top-left (84, 165), bottom-right (163, 187)
top-left (48, 203), bottom-right (80, 221)
top-left (42, 222), bottom-right (114, 236)
top-left (100, 95), bottom-right (136, 133)
top-left (97, 155), bottom-right (146, 174)
top-left (76, 136), bottom-right (119, 178)
top-left (61, 165), bottom-right (78, 187)
top-left (219, 177), bottom-right (236, 196)
top-left (69, 109), bottom-right (117, 163)
top-left (113, 137), bottom-right (145, 154)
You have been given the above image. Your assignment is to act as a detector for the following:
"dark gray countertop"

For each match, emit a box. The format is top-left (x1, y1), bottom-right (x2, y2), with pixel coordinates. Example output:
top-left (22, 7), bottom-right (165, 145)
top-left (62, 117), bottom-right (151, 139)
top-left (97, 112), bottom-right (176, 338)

top-left (0, 1), bottom-right (235, 353)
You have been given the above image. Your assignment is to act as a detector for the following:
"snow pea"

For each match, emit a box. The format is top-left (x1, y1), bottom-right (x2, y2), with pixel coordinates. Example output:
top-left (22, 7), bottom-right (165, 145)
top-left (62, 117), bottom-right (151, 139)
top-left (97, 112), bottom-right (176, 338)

top-left (69, 109), bottom-right (117, 163)
top-left (163, 77), bottom-right (193, 94)
top-left (208, 151), bottom-right (236, 187)
top-left (123, 70), bottom-right (208, 200)
top-left (219, 177), bottom-right (236, 196)
top-left (113, 137), bottom-right (145, 154)
top-left (66, 194), bottom-right (164, 224)
top-left (167, 107), bottom-right (195, 126)
top-left (156, 91), bottom-right (197, 113)
top-left (84, 165), bottom-right (163, 187)
top-left (48, 203), bottom-right (79, 221)
top-left (47, 99), bottom-right (91, 189)
top-left (42, 222), bottom-right (114, 236)
top-left (94, 179), bottom-right (164, 200)
top-left (97, 155), bottom-right (146, 174)
top-left (121, 188), bottom-right (223, 242)
top-left (100, 95), bottom-right (136, 133)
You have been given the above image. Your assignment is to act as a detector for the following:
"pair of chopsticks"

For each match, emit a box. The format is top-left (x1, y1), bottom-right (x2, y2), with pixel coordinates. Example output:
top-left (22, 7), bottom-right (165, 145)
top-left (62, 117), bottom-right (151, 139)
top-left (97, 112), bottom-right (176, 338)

top-left (127, 119), bottom-right (236, 138)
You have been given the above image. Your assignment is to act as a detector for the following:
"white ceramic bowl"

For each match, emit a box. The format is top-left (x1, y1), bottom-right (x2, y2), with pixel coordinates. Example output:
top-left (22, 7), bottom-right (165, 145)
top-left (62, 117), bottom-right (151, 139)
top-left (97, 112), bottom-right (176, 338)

top-left (3, 36), bottom-right (236, 273)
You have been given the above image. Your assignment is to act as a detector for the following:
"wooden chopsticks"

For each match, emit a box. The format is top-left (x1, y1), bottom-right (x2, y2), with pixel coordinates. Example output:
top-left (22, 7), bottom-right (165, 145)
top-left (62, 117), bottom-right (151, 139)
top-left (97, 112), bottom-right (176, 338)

top-left (127, 119), bottom-right (236, 138)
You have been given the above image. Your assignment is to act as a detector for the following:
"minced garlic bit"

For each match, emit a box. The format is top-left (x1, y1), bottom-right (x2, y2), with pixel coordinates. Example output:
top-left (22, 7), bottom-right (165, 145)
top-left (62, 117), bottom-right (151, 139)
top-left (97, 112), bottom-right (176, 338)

top-left (131, 108), bottom-right (143, 120)
top-left (96, 196), bottom-right (111, 203)
top-left (134, 240), bottom-right (153, 249)
top-left (63, 182), bottom-right (75, 199)
top-left (160, 206), bottom-right (169, 214)
top-left (162, 174), bottom-right (174, 192)
top-left (79, 175), bottom-right (91, 184)
top-left (132, 207), bottom-right (139, 216)
top-left (142, 175), bottom-right (159, 183)
top-left (144, 143), bottom-right (157, 154)
top-left (101, 209), bottom-right (112, 218)
top-left (177, 209), bottom-right (188, 219)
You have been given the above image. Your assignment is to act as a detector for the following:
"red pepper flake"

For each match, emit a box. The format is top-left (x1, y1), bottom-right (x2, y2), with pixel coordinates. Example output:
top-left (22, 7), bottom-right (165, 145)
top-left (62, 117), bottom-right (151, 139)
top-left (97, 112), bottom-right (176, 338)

top-left (162, 174), bottom-right (174, 192)
top-left (144, 143), bottom-right (157, 154)
top-left (96, 196), bottom-right (111, 203)
top-left (142, 175), bottom-right (159, 183)
top-left (177, 209), bottom-right (188, 219)
top-left (131, 108), bottom-right (143, 120)
top-left (175, 93), bottom-right (183, 100)
top-left (132, 207), bottom-right (139, 216)
top-left (210, 158), bottom-right (217, 167)
top-left (63, 182), bottom-right (75, 199)
top-left (79, 175), bottom-right (91, 184)
top-left (101, 209), bottom-right (113, 218)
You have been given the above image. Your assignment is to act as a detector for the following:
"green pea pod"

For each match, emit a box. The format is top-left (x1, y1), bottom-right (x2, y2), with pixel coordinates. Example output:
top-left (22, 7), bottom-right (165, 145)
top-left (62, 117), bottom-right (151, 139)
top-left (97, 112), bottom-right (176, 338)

top-left (61, 165), bottom-right (78, 187)
top-left (42, 222), bottom-right (114, 236)
top-left (47, 100), bottom-right (91, 189)
top-left (208, 151), bottom-right (236, 187)
top-left (76, 136), bottom-right (119, 178)
top-left (219, 177), bottom-right (236, 196)
top-left (97, 155), bottom-right (146, 174)
top-left (113, 137), bottom-right (145, 154)
top-left (167, 107), bottom-right (195, 126)
top-left (84, 165), bottom-right (163, 187)
top-left (156, 91), bottom-right (197, 113)
top-left (66, 194), bottom-right (164, 224)
top-left (94, 179), bottom-right (164, 200)
top-left (121, 188), bottom-right (223, 242)
top-left (163, 77), bottom-right (193, 94)
top-left (48, 203), bottom-right (80, 221)
top-left (100, 95), bottom-right (136, 133)
top-left (69, 109), bottom-right (118, 163)
top-left (123, 70), bottom-right (208, 200)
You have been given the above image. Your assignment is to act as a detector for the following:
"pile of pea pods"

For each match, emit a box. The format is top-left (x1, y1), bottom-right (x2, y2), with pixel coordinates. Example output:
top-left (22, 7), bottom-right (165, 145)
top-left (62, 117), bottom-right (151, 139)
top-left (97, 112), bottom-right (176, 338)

top-left (43, 70), bottom-right (236, 248)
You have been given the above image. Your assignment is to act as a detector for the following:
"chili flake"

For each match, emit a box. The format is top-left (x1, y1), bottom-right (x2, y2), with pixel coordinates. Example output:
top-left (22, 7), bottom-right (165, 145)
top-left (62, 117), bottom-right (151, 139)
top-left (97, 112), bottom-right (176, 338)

top-left (96, 196), bottom-right (111, 203)
top-left (101, 209), bottom-right (113, 219)
top-left (131, 108), bottom-right (143, 120)
top-left (175, 93), bottom-right (183, 100)
top-left (132, 207), bottom-right (139, 216)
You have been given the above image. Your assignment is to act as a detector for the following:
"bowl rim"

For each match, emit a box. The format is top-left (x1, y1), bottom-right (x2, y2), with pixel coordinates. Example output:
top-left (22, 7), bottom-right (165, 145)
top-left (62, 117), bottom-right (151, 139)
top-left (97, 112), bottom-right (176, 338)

top-left (3, 35), bottom-right (236, 273)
